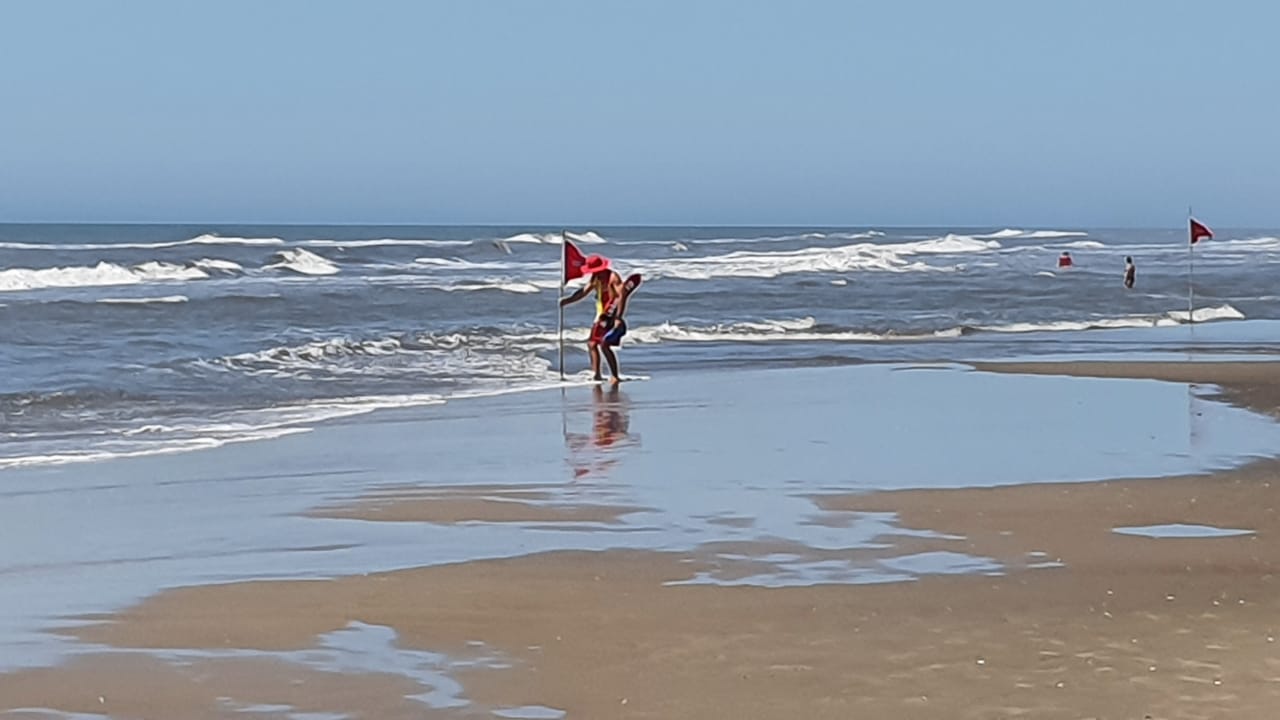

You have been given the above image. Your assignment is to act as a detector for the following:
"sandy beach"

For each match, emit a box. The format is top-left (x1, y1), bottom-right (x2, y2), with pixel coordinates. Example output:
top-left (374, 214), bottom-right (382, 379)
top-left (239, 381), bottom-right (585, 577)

top-left (3, 362), bottom-right (1280, 718)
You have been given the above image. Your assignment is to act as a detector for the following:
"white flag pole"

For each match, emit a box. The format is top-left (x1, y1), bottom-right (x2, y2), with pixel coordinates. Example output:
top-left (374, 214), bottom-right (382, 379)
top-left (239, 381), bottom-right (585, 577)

top-left (1187, 208), bottom-right (1195, 326)
top-left (558, 230), bottom-right (566, 380)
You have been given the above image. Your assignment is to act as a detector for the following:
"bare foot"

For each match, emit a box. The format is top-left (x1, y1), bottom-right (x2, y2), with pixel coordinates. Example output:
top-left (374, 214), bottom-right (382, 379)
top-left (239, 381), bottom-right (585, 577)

top-left (609, 376), bottom-right (622, 385)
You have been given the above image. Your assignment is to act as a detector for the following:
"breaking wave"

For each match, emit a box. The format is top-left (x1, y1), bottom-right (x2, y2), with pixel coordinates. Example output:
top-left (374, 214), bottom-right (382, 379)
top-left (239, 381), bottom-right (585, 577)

top-left (207, 304), bottom-right (1248, 381)
top-left (210, 334), bottom-right (558, 383)
top-left (630, 235), bottom-right (1000, 280)
top-left (0, 393), bottom-right (448, 470)
top-left (98, 295), bottom-right (190, 305)
top-left (977, 229), bottom-right (1089, 240)
top-left (402, 235), bottom-right (1000, 287)
top-left (192, 258), bottom-right (244, 274)
top-left (266, 248), bottom-right (339, 276)
top-left (301, 238), bottom-right (473, 248)
top-left (1209, 236), bottom-right (1280, 251)
top-left (1165, 304), bottom-right (1246, 324)
top-left (0, 261), bottom-right (209, 292)
top-left (687, 231), bottom-right (886, 245)
top-left (498, 231), bottom-right (606, 245)
top-left (0, 234), bottom-right (284, 251)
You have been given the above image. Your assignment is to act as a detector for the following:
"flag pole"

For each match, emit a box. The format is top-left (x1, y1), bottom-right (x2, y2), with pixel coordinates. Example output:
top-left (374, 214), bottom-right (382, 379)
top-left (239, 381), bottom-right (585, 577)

top-left (1187, 207), bottom-right (1195, 326)
top-left (558, 230), bottom-right (566, 380)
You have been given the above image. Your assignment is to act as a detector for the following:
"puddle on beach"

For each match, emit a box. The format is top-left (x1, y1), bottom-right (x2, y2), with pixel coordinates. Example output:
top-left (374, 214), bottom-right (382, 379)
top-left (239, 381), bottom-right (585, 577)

top-left (56, 622), bottom-right (501, 717)
top-left (492, 706), bottom-right (568, 720)
top-left (2, 707), bottom-right (111, 712)
top-left (2, 363), bottom-right (1280, 668)
top-left (670, 549), bottom-right (1005, 588)
top-left (1112, 523), bottom-right (1256, 539)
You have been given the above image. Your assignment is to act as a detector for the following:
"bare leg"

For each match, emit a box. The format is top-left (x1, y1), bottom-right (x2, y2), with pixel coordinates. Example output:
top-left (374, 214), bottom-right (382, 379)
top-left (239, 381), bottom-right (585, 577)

top-left (588, 344), bottom-right (603, 381)
top-left (601, 345), bottom-right (621, 384)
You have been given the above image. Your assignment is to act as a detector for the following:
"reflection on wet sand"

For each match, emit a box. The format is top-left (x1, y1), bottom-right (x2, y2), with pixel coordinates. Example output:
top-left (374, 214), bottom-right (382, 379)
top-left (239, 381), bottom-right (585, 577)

top-left (565, 385), bottom-right (635, 478)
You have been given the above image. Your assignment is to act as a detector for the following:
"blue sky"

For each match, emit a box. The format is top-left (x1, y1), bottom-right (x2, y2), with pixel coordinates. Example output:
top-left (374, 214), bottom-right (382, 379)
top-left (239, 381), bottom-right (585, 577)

top-left (1, 1), bottom-right (1275, 226)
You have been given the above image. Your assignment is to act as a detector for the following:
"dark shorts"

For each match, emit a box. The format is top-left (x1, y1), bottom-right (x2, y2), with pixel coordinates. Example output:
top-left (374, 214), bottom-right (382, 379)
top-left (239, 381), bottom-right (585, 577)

top-left (590, 317), bottom-right (626, 347)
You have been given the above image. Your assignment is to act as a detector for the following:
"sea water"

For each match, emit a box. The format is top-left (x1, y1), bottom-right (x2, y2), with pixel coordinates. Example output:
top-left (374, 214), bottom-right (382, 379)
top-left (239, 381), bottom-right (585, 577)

top-left (3, 224), bottom-right (1280, 468)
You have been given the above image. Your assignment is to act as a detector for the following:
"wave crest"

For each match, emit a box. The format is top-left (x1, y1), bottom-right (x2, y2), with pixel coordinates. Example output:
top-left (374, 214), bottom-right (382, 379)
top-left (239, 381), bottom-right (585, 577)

top-left (498, 231), bottom-right (607, 245)
top-left (267, 248), bottom-right (339, 276)
top-left (977, 229), bottom-right (1089, 240)
top-left (0, 261), bottom-right (208, 292)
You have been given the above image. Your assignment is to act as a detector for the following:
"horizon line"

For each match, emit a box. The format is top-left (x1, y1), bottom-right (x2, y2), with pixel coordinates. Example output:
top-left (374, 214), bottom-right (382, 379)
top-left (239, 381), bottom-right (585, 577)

top-left (0, 220), bottom-right (1230, 231)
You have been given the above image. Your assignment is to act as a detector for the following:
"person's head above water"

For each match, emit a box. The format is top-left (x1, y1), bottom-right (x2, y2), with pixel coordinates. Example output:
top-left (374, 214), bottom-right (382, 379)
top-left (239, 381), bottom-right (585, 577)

top-left (1126, 256), bottom-right (1133, 263)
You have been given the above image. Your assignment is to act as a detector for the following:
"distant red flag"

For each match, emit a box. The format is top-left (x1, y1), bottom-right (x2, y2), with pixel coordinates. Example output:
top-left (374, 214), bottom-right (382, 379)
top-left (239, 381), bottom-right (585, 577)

top-left (563, 238), bottom-right (588, 282)
top-left (1190, 218), bottom-right (1213, 245)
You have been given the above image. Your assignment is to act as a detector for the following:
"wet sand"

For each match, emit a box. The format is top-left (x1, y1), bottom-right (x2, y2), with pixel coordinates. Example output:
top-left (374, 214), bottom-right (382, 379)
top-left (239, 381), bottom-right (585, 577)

top-left (41, 462), bottom-right (1280, 719)
top-left (6, 362), bottom-right (1280, 718)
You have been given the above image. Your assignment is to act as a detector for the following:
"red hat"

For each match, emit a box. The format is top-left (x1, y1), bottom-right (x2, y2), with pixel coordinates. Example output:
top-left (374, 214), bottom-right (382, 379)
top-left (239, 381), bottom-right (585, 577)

top-left (581, 254), bottom-right (611, 274)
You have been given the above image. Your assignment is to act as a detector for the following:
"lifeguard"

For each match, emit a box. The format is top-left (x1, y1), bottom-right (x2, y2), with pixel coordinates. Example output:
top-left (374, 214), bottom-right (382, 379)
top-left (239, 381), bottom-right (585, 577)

top-left (560, 254), bottom-right (628, 384)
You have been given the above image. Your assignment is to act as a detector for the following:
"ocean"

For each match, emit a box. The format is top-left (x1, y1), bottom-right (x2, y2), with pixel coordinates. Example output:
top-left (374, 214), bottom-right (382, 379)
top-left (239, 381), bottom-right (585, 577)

top-left (2, 223), bottom-right (1277, 469)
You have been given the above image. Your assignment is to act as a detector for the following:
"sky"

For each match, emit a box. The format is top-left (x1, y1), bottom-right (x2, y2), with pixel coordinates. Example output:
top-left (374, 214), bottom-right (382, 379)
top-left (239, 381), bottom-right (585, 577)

top-left (0, 1), bottom-right (1276, 226)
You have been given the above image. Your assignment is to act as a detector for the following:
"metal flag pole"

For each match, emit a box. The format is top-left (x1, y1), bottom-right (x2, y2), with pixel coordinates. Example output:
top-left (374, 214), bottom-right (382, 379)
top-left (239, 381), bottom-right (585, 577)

top-left (1187, 207), bottom-right (1195, 327)
top-left (558, 230), bottom-right (567, 380)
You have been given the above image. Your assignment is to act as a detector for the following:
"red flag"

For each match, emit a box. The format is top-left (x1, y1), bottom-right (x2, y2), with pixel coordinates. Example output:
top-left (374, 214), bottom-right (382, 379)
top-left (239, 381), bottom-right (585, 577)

top-left (1190, 218), bottom-right (1213, 245)
top-left (563, 238), bottom-right (587, 282)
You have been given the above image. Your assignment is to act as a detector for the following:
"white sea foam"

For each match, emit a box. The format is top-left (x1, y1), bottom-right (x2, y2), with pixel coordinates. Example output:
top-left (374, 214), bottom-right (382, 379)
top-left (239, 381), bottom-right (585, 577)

top-left (213, 334), bottom-right (559, 384)
top-left (181, 234), bottom-right (284, 247)
top-left (302, 238), bottom-right (473, 248)
top-left (623, 318), bottom-right (886, 343)
top-left (98, 295), bottom-right (189, 305)
top-left (0, 261), bottom-right (209, 292)
top-left (412, 257), bottom-right (532, 272)
top-left (1209, 236), bottom-right (1280, 251)
top-left (1027, 230), bottom-right (1088, 239)
top-left (0, 392), bottom-right (450, 470)
top-left (0, 234), bottom-right (285, 251)
top-left (200, 299), bottom-right (1252, 382)
top-left (689, 231), bottom-right (882, 245)
top-left (0, 374), bottom-right (623, 469)
top-left (0, 428), bottom-right (307, 470)
top-left (547, 306), bottom-right (1246, 346)
top-left (217, 305), bottom-right (1248, 370)
top-left (498, 231), bottom-right (607, 245)
top-left (433, 280), bottom-right (557, 294)
top-left (977, 229), bottom-right (1089, 240)
top-left (631, 234), bottom-right (999, 280)
top-left (192, 258), bottom-right (245, 273)
top-left (515, 318), bottom-right (925, 345)
top-left (1166, 304), bottom-right (1246, 323)
top-left (1061, 240), bottom-right (1106, 249)
top-left (132, 261), bottom-right (210, 281)
top-left (982, 304), bottom-right (1244, 332)
top-left (266, 248), bottom-right (339, 276)
top-left (403, 235), bottom-right (998, 286)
